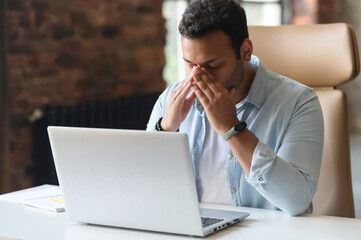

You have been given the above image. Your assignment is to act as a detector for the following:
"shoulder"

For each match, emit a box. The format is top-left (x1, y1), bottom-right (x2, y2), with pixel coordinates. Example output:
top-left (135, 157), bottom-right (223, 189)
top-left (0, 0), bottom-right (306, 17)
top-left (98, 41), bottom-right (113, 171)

top-left (259, 69), bottom-right (322, 123)
top-left (266, 70), bottom-right (318, 104)
top-left (248, 57), bottom-right (317, 110)
top-left (268, 70), bottom-right (314, 94)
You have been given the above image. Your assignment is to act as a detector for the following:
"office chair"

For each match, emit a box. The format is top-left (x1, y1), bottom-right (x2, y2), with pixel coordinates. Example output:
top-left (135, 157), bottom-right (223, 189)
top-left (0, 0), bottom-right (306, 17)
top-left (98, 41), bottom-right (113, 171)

top-left (249, 23), bottom-right (360, 218)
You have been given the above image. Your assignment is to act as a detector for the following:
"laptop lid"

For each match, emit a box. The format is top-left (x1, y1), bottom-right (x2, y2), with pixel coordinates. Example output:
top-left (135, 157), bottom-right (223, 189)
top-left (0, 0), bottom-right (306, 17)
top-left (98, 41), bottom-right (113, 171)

top-left (48, 126), bottom-right (205, 236)
top-left (48, 126), bottom-right (249, 236)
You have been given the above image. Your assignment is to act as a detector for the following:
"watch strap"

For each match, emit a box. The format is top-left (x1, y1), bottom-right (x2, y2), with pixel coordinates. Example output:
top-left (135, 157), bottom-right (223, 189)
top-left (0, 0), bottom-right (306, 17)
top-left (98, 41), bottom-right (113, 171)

top-left (222, 121), bottom-right (247, 141)
top-left (155, 117), bottom-right (180, 132)
top-left (155, 117), bottom-right (164, 131)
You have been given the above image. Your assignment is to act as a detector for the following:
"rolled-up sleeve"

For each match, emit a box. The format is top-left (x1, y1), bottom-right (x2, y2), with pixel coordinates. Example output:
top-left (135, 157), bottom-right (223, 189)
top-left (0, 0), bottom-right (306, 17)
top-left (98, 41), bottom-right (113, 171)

top-left (245, 90), bottom-right (324, 216)
top-left (146, 97), bottom-right (163, 132)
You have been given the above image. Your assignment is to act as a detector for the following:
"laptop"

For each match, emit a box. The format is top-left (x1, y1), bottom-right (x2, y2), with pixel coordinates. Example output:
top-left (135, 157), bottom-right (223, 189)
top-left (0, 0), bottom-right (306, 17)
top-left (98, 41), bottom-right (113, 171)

top-left (48, 126), bottom-right (249, 237)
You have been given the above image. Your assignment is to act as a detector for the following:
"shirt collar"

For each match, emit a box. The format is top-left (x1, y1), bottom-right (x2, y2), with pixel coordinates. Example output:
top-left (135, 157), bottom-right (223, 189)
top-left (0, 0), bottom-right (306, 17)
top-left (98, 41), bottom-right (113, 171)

top-left (243, 55), bottom-right (268, 110)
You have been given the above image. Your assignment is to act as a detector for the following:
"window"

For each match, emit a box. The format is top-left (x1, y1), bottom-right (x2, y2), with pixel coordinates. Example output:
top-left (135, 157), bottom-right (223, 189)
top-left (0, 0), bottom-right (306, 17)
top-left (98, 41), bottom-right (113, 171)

top-left (162, 0), bottom-right (188, 85)
top-left (162, 0), bottom-right (286, 85)
top-left (240, 0), bottom-right (283, 26)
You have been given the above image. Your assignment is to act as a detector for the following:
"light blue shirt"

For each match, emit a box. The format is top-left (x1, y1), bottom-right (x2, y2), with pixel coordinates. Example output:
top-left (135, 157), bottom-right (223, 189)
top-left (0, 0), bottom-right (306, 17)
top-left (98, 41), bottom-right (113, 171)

top-left (147, 56), bottom-right (324, 216)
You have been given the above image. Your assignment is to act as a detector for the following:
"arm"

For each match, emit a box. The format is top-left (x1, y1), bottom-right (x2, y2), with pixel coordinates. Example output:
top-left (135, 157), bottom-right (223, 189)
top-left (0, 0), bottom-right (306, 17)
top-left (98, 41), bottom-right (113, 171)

top-left (193, 67), bottom-right (323, 215)
top-left (147, 68), bottom-right (197, 131)
top-left (245, 92), bottom-right (323, 215)
top-left (192, 66), bottom-right (258, 177)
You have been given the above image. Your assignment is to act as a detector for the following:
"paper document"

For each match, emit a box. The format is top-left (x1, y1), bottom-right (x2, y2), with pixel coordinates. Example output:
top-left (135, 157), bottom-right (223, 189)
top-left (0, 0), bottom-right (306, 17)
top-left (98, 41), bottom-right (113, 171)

top-left (0, 237), bottom-right (24, 240)
top-left (0, 184), bottom-right (65, 213)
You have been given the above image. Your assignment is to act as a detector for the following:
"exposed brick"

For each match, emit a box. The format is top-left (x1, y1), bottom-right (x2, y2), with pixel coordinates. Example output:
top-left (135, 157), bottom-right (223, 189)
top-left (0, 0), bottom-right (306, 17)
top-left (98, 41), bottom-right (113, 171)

top-left (48, 1), bottom-right (71, 22)
top-left (10, 112), bottom-right (29, 128)
top-left (8, 126), bottom-right (33, 190)
top-left (19, 13), bottom-right (30, 29)
top-left (137, 4), bottom-right (156, 14)
top-left (8, 30), bottom-right (20, 40)
top-left (55, 53), bottom-right (77, 68)
top-left (318, 0), bottom-right (336, 23)
top-left (8, 42), bottom-right (33, 55)
top-left (5, 0), bottom-right (166, 192)
top-left (52, 26), bottom-right (76, 40)
top-left (102, 25), bottom-right (118, 38)
top-left (7, 0), bottom-right (26, 11)
top-left (7, 55), bottom-right (28, 67)
top-left (33, 2), bottom-right (49, 27)
top-left (70, 11), bottom-right (97, 38)
top-left (32, 1), bottom-right (49, 12)
top-left (38, 67), bottom-right (59, 77)
top-left (137, 46), bottom-right (165, 72)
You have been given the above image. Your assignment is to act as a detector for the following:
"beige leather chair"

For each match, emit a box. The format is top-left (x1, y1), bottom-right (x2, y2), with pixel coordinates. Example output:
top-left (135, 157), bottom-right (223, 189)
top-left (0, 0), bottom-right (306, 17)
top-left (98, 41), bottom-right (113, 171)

top-left (249, 23), bottom-right (360, 218)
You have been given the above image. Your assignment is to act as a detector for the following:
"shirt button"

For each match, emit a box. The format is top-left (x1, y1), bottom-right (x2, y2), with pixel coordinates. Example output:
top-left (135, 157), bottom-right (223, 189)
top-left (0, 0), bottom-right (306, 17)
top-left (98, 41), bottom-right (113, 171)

top-left (257, 177), bottom-right (263, 182)
top-left (228, 154), bottom-right (233, 159)
top-left (231, 188), bottom-right (236, 193)
top-left (193, 151), bottom-right (198, 156)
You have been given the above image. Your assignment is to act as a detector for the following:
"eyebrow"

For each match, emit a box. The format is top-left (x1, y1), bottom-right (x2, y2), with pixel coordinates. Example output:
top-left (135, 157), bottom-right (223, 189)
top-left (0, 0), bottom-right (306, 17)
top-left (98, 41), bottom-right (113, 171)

top-left (183, 57), bottom-right (222, 65)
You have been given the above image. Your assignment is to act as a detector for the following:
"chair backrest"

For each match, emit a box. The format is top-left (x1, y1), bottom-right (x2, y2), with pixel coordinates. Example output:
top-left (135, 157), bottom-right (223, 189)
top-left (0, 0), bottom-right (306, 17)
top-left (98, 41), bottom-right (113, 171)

top-left (249, 23), bottom-right (360, 218)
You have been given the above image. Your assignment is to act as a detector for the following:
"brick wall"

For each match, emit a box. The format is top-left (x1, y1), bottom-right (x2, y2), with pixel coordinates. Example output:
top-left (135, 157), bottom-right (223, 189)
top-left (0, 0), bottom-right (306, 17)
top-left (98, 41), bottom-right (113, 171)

top-left (4, 0), bottom-right (166, 192)
top-left (318, 0), bottom-right (336, 23)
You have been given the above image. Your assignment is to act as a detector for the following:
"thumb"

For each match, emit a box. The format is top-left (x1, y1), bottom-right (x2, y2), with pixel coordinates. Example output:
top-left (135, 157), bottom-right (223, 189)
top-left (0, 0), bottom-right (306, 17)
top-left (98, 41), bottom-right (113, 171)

top-left (184, 90), bottom-right (197, 111)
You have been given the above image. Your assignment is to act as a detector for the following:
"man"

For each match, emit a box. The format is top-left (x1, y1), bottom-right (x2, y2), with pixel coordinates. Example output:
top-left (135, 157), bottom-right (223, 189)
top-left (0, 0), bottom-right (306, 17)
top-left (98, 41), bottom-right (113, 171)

top-left (147, 0), bottom-right (323, 216)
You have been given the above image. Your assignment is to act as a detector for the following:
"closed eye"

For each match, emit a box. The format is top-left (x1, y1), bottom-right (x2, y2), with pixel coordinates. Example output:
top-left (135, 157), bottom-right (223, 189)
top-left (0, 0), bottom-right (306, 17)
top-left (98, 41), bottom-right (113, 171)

top-left (205, 65), bottom-right (220, 70)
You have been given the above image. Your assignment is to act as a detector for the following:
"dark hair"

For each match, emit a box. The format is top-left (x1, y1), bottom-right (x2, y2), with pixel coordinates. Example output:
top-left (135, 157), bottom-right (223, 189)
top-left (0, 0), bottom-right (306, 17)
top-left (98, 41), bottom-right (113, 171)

top-left (179, 0), bottom-right (248, 58)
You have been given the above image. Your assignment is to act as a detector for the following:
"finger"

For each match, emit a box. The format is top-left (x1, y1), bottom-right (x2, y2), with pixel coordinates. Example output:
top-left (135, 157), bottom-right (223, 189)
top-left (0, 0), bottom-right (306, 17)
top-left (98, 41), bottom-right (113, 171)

top-left (193, 71), bottom-right (214, 100)
top-left (171, 78), bottom-right (190, 99)
top-left (176, 81), bottom-right (193, 103)
top-left (193, 84), bottom-right (209, 106)
top-left (200, 67), bottom-right (222, 93)
top-left (185, 88), bottom-right (197, 104)
top-left (183, 90), bottom-right (197, 112)
top-left (184, 66), bottom-right (197, 82)
top-left (174, 66), bottom-right (198, 93)
top-left (186, 69), bottom-right (195, 82)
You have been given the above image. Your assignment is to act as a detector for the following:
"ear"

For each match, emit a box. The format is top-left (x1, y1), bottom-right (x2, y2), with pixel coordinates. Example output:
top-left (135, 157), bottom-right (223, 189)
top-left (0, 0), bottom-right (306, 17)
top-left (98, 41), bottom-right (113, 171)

top-left (239, 38), bottom-right (253, 62)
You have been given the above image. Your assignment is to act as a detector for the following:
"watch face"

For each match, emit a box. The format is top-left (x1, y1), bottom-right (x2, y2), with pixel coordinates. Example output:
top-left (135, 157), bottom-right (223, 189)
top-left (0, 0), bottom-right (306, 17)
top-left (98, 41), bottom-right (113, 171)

top-left (235, 122), bottom-right (247, 132)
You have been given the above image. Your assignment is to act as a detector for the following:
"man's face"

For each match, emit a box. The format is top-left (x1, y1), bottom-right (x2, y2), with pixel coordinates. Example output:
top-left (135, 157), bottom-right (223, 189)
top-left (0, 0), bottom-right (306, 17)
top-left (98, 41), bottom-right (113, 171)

top-left (181, 30), bottom-right (244, 91)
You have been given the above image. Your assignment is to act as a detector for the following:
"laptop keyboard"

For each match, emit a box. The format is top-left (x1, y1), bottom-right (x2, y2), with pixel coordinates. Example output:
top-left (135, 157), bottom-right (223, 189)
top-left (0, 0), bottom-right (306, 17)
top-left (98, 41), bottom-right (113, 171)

top-left (201, 217), bottom-right (224, 228)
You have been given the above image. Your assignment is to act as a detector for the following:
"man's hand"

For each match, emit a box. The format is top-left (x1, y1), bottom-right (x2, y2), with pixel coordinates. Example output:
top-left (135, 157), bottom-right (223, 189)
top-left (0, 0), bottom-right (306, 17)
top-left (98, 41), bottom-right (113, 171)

top-left (192, 67), bottom-right (240, 135)
top-left (161, 68), bottom-right (197, 131)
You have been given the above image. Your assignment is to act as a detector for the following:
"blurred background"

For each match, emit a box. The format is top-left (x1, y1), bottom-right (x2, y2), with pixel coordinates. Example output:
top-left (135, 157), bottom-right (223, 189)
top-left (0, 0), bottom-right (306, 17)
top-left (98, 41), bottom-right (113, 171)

top-left (0, 0), bottom-right (360, 217)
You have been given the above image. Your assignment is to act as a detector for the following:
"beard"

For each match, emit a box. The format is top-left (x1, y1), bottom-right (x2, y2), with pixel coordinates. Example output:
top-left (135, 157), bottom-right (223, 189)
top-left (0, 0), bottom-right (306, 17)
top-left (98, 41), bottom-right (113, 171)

top-left (227, 61), bottom-right (244, 91)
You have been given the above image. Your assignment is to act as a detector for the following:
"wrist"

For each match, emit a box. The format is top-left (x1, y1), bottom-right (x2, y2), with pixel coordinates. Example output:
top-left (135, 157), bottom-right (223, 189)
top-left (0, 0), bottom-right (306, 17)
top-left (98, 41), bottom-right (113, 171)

top-left (155, 117), bottom-right (179, 132)
top-left (155, 117), bottom-right (165, 131)
top-left (223, 121), bottom-right (247, 141)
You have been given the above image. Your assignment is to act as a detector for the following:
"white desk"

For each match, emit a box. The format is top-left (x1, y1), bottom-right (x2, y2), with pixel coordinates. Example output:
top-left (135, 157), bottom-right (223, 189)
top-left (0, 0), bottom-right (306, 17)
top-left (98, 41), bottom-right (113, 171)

top-left (0, 200), bottom-right (360, 240)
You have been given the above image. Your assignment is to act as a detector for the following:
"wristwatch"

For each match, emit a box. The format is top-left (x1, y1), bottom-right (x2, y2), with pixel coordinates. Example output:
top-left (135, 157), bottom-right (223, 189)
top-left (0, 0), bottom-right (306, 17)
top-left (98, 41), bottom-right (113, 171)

top-left (222, 122), bottom-right (247, 141)
top-left (155, 117), bottom-right (164, 131)
top-left (155, 117), bottom-right (179, 132)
